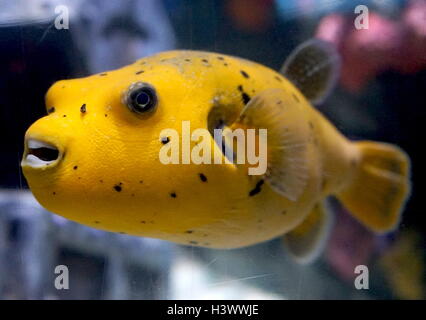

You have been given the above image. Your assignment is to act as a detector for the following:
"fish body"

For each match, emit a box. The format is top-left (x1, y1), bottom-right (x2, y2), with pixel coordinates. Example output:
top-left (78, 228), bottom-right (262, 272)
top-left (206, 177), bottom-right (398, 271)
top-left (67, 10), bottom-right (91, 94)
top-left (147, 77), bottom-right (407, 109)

top-left (21, 40), bottom-right (411, 261)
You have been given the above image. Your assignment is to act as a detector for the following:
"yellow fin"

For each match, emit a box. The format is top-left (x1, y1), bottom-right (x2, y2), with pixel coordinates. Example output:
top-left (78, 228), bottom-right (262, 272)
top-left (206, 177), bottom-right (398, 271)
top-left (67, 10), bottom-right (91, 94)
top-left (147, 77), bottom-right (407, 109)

top-left (337, 141), bottom-right (411, 232)
top-left (231, 88), bottom-right (310, 201)
top-left (283, 200), bottom-right (333, 264)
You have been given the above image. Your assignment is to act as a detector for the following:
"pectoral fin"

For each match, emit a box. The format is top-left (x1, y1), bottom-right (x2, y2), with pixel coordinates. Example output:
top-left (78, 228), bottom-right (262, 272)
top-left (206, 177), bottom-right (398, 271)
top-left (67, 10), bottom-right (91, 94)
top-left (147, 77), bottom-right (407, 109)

top-left (230, 88), bottom-right (310, 201)
top-left (281, 39), bottom-right (341, 104)
top-left (283, 200), bottom-right (333, 264)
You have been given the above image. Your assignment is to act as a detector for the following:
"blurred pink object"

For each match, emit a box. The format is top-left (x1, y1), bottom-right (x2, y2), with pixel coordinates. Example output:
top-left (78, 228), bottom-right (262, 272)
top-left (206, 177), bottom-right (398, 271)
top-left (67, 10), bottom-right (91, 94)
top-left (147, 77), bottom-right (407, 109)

top-left (325, 206), bottom-right (379, 282)
top-left (316, 0), bottom-right (426, 92)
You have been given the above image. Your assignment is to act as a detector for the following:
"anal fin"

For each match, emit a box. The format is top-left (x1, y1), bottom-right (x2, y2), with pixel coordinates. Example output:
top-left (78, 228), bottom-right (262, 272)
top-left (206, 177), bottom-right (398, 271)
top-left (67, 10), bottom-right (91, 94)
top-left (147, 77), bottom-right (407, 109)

top-left (283, 200), bottom-right (333, 264)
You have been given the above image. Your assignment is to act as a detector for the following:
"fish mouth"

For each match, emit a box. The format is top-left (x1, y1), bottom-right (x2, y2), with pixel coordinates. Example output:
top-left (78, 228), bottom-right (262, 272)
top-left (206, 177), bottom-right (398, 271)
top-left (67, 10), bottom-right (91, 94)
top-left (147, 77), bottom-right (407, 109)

top-left (22, 138), bottom-right (62, 169)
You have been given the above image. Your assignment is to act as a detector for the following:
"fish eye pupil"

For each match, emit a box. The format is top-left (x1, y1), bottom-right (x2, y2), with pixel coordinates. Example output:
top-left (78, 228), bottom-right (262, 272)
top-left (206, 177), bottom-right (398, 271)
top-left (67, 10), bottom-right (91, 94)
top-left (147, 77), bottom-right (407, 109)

top-left (135, 91), bottom-right (150, 107)
top-left (126, 83), bottom-right (157, 114)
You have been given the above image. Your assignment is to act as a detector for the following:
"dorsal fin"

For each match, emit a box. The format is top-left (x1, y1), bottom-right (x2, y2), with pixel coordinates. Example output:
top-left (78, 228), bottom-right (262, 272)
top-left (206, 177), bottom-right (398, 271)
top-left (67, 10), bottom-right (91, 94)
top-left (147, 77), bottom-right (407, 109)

top-left (280, 39), bottom-right (341, 104)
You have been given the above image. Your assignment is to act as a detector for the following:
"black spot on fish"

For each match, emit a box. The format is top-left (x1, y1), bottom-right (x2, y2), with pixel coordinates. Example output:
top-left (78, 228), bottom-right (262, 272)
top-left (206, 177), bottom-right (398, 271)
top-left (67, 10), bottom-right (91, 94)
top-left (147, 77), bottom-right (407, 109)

top-left (201, 58), bottom-right (209, 63)
top-left (73, 166), bottom-right (78, 170)
top-left (99, 180), bottom-right (103, 183)
top-left (114, 184), bottom-right (122, 192)
top-left (217, 119), bottom-right (225, 128)
top-left (140, 61), bottom-right (146, 65)
top-left (131, 193), bottom-right (135, 197)
top-left (258, 219), bottom-right (263, 223)
top-left (63, 115), bottom-right (67, 117)
top-left (161, 136), bottom-right (170, 144)
top-left (238, 85), bottom-right (251, 104)
top-left (119, 232), bottom-right (126, 234)
top-left (52, 192), bottom-right (56, 195)
top-left (249, 179), bottom-right (264, 197)
top-left (94, 221), bottom-right (100, 224)
top-left (189, 241), bottom-right (198, 245)
top-left (78, 177), bottom-right (81, 180)
top-left (184, 58), bottom-right (191, 62)
top-left (48, 107), bottom-right (55, 114)
top-left (61, 85), bottom-right (66, 89)
top-left (80, 104), bottom-right (86, 113)
top-left (275, 75), bottom-right (283, 82)
top-left (242, 92), bottom-right (251, 104)
top-left (240, 70), bottom-right (250, 78)
top-left (292, 93), bottom-right (300, 103)
top-left (99, 73), bottom-right (108, 76)
top-left (140, 221), bottom-right (146, 224)
top-left (135, 70), bottom-right (144, 75)
top-left (185, 230), bottom-right (193, 234)
top-left (105, 114), bottom-right (108, 117)
top-left (223, 63), bottom-right (228, 67)
top-left (282, 210), bottom-right (287, 215)
top-left (170, 192), bottom-right (177, 198)
top-left (139, 180), bottom-right (143, 184)
top-left (217, 56), bottom-right (225, 60)
top-left (199, 173), bottom-right (207, 182)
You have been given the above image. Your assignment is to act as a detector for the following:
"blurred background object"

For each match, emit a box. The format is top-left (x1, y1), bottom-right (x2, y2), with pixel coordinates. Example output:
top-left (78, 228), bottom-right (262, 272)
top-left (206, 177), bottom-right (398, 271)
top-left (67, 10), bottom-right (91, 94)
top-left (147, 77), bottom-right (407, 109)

top-left (0, 0), bottom-right (425, 299)
top-left (315, 0), bottom-right (426, 92)
top-left (71, 0), bottom-right (176, 73)
top-left (378, 230), bottom-right (425, 300)
top-left (0, 191), bottom-right (173, 299)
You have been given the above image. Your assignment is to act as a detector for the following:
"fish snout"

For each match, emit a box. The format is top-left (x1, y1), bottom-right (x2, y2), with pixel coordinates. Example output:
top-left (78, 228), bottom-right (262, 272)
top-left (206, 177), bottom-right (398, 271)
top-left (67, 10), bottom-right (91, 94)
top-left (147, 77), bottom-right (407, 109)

top-left (21, 116), bottom-right (69, 170)
top-left (21, 137), bottom-right (62, 169)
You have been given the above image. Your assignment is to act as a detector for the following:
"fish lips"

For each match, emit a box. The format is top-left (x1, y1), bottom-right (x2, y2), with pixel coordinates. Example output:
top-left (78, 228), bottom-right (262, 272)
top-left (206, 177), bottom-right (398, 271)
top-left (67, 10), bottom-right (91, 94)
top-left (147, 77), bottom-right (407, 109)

top-left (21, 137), bottom-right (63, 169)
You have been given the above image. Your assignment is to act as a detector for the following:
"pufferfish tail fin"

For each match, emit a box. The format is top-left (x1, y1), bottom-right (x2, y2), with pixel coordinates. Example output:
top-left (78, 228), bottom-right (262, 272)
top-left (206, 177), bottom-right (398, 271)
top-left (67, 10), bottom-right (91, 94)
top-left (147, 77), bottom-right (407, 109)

top-left (280, 38), bottom-right (341, 105)
top-left (283, 200), bottom-right (333, 264)
top-left (337, 141), bottom-right (411, 233)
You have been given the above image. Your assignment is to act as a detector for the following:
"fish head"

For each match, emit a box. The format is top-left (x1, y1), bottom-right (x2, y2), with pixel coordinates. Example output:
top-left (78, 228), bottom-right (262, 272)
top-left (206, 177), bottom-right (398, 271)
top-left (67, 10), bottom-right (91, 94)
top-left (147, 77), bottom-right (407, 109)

top-left (21, 54), bottom-right (231, 234)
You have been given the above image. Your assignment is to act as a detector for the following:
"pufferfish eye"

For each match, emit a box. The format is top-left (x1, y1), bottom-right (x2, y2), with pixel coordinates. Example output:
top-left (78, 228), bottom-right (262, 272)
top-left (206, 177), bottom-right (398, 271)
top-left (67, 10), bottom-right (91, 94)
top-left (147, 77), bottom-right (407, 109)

top-left (124, 82), bottom-right (158, 115)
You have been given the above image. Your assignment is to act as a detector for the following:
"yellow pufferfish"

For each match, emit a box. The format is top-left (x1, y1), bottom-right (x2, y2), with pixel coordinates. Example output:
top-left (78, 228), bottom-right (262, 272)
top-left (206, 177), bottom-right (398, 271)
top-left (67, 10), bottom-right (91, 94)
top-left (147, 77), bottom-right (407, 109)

top-left (21, 39), bottom-right (411, 263)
